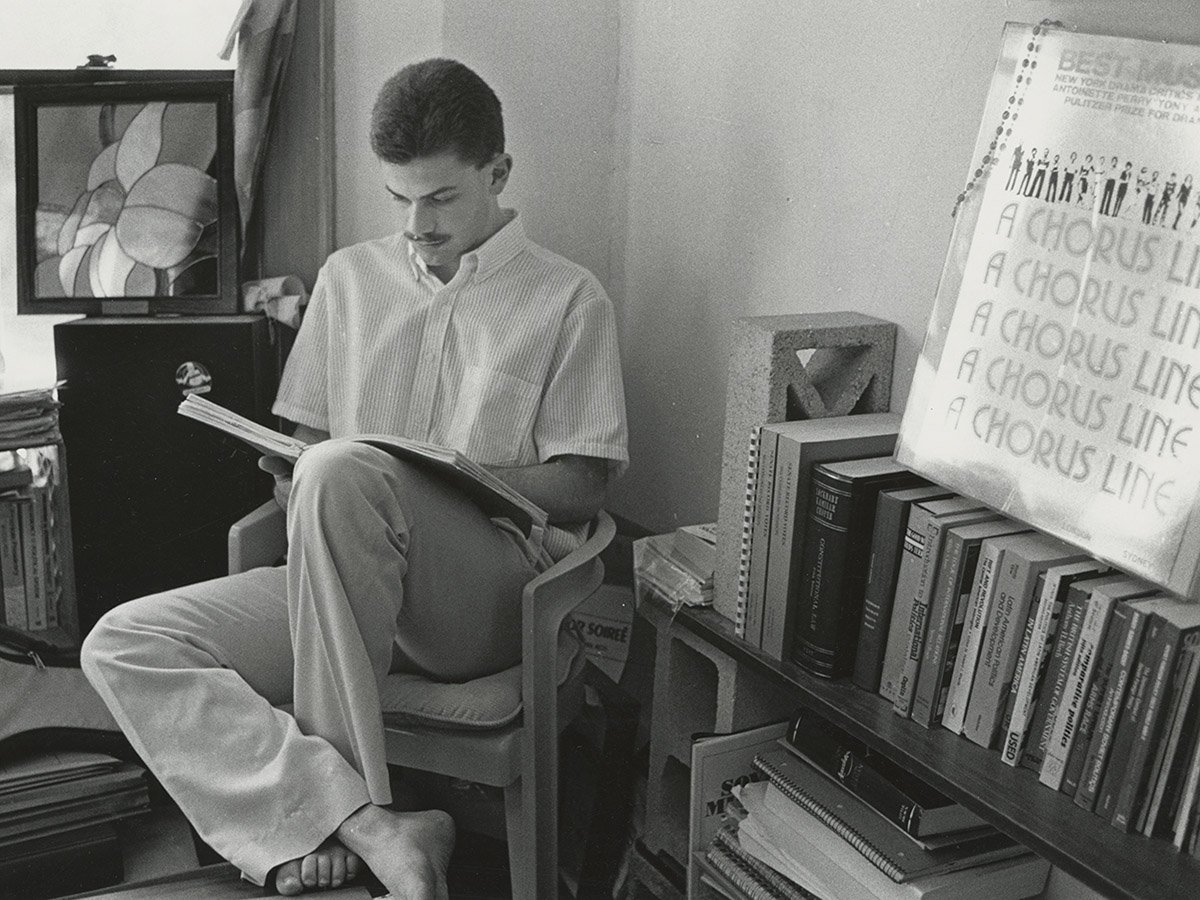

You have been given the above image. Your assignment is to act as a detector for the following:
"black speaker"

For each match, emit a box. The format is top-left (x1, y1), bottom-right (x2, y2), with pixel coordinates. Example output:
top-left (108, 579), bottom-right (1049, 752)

top-left (54, 316), bottom-right (278, 634)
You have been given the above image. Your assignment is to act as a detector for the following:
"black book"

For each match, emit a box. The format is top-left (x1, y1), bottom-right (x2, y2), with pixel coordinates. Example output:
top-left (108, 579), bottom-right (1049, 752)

top-left (1110, 601), bottom-right (1200, 832)
top-left (784, 706), bottom-right (986, 838)
top-left (790, 457), bottom-right (924, 678)
top-left (853, 484), bottom-right (950, 693)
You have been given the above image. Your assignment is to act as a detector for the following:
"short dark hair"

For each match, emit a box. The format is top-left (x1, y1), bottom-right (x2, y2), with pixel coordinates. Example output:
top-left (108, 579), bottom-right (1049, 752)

top-left (370, 58), bottom-right (504, 167)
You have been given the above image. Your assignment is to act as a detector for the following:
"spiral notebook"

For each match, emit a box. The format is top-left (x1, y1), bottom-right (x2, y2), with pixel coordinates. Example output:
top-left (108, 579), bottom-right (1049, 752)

top-left (706, 826), bottom-right (818, 900)
top-left (752, 748), bottom-right (1025, 883)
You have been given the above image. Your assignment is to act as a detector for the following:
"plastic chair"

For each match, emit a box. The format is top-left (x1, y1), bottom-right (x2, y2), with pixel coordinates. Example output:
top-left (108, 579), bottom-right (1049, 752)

top-left (229, 500), bottom-right (615, 899)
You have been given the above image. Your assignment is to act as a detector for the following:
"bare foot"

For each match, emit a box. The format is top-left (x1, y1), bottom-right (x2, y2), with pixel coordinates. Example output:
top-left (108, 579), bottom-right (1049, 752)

top-left (273, 839), bottom-right (363, 894)
top-left (336, 804), bottom-right (455, 900)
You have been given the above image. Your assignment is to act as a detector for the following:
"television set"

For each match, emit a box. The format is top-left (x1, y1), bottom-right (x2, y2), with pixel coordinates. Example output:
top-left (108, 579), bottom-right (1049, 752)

top-left (10, 70), bottom-right (239, 316)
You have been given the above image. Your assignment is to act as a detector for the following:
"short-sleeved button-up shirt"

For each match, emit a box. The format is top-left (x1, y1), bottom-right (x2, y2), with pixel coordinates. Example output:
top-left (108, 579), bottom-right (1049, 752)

top-left (273, 214), bottom-right (628, 559)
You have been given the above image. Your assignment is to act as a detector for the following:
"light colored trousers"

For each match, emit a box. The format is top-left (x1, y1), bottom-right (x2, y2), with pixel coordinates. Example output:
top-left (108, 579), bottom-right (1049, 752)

top-left (80, 440), bottom-right (540, 884)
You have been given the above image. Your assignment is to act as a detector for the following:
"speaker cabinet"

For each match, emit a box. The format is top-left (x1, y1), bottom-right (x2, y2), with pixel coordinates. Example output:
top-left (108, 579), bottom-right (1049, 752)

top-left (54, 316), bottom-right (277, 634)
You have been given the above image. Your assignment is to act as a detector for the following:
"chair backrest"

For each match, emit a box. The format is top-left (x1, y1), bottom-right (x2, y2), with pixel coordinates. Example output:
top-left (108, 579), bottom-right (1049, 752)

top-left (520, 509), bottom-right (616, 899)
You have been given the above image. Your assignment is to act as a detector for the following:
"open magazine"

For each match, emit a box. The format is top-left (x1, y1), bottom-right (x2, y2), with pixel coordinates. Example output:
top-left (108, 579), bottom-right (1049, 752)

top-left (178, 393), bottom-right (548, 538)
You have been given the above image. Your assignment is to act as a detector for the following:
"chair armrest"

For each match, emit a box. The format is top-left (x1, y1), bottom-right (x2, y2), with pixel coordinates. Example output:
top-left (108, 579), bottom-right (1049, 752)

top-left (228, 500), bottom-right (287, 574)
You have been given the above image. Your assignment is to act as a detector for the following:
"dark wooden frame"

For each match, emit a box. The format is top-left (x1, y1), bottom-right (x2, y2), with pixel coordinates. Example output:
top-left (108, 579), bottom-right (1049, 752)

top-left (11, 71), bottom-right (238, 316)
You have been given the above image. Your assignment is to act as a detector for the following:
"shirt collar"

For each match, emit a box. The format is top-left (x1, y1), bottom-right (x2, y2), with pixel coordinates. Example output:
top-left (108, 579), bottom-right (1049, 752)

top-left (406, 210), bottom-right (525, 285)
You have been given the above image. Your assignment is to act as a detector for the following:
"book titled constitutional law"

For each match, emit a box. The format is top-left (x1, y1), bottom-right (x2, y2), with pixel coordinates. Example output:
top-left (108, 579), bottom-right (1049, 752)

top-left (895, 22), bottom-right (1200, 600)
top-left (177, 393), bottom-right (547, 538)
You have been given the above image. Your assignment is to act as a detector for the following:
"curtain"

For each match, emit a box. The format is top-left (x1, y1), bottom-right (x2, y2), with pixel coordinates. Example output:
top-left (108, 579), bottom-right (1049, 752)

top-left (220, 0), bottom-right (299, 237)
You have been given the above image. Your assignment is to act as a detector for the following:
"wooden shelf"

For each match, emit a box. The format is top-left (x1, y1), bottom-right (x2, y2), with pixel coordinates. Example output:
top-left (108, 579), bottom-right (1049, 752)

top-left (674, 604), bottom-right (1200, 900)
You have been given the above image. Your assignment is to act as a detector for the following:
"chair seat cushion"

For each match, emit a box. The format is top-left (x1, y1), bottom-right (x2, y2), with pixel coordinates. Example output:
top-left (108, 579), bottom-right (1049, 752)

top-left (379, 632), bottom-right (581, 730)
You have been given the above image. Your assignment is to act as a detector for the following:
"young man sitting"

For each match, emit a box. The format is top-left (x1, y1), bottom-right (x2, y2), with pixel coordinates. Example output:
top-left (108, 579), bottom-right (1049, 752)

top-left (81, 57), bottom-right (628, 900)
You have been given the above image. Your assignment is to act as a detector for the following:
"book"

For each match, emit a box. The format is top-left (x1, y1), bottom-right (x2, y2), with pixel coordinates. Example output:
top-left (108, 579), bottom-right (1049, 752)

top-left (784, 706), bottom-right (986, 838)
top-left (673, 522), bottom-right (717, 580)
top-left (177, 393), bottom-right (547, 539)
top-left (853, 484), bottom-right (952, 694)
top-left (756, 413), bottom-right (901, 662)
top-left (1074, 595), bottom-right (1167, 811)
top-left (0, 498), bottom-right (26, 630)
top-left (16, 494), bottom-right (46, 631)
top-left (734, 426), bottom-right (763, 639)
top-left (895, 22), bottom-right (1200, 601)
top-left (1020, 574), bottom-right (1124, 773)
top-left (890, 500), bottom-right (997, 716)
top-left (1110, 601), bottom-right (1200, 832)
top-left (707, 827), bottom-right (818, 900)
top-left (750, 748), bottom-right (1027, 884)
top-left (915, 519), bottom-right (1030, 731)
top-left (1001, 561), bottom-right (1109, 767)
top-left (745, 426), bottom-right (780, 647)
top-left (962, 533), bottom-right (1086, 749)
top-left (940, 533), bottom-right (1007, 734)
top-left (791, 456), bottom-right (923, 677)
top-left (735, 780), bottom-right (1049, 900)
top-left (1174, 711), bottom-right (1200, 850)
top-left (1038, 576), bottom-right (1156, 790)
top-left (881, 496), bottom-right (985, 703)
top-left (1141, 630), bottom-right (1200, 836)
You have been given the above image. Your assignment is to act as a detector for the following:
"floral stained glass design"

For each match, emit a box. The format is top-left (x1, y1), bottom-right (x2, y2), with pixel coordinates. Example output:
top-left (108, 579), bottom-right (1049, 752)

top-left (33, 101), bottom-right (219, 299)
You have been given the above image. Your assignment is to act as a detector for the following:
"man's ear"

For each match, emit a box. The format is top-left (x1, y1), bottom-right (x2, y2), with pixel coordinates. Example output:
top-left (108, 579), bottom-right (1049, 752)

top-left (488, 154), bottom-right (513, 195)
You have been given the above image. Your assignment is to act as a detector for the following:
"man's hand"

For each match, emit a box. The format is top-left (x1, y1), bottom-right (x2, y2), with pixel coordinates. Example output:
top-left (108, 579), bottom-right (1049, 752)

top-left (483, 455), bottom-right (609, 524)
top-left (259, 455), bottom-right (295, 512)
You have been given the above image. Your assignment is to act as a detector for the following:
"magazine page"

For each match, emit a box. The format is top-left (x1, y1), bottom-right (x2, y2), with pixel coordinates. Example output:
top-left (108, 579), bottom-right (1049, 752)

top-left (898, 22), bottom-right (1200, 597)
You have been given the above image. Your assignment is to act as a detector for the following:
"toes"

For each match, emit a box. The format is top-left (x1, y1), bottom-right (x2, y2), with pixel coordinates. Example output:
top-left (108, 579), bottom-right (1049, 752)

top-left (300, 853), bottom-right (318, 888)
top-left (274, 860), bottom-right (304, 896)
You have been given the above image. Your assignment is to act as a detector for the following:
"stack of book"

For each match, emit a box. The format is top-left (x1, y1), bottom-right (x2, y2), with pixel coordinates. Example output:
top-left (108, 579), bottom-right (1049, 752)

top-left (840, 470), bottom-right (1200, 855)
top-left (0, 386), bottom-right (66, 636)
top-left (0, 750), bottom-right (151, 898)
top-left (732, 413), bottom-right (925, 669)
top-left (692, 713), bottom-right (1049, 900)
top-left (0, 386), bottom-right (62, 451)
top-left (670, 522), bottom-right (717, 600)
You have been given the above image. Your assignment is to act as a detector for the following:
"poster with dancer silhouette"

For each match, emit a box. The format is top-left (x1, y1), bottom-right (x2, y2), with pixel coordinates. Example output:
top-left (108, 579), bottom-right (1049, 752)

top-left (898, 22), bottom-right (1200, 598)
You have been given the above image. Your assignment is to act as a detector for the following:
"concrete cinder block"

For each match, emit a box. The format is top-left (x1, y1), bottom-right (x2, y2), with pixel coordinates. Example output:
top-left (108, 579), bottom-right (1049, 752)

top-left (714, 313), bottom-right (896, 623)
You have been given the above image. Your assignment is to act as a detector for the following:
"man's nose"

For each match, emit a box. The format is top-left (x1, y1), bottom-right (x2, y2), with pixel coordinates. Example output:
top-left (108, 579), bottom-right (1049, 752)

top-left (407, 201), bottom-right (434, 236)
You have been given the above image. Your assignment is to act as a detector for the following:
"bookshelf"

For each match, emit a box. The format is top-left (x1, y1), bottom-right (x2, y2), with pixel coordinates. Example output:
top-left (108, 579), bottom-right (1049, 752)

top-left (673, 601), bottom-right (1198, 900)
top-left (0, 437), bottom-right (78, 648)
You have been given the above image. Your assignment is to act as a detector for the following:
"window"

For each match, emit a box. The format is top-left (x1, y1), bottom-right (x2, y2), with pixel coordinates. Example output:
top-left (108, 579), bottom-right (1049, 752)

top-left (0, 0), bottom-right (241, 388)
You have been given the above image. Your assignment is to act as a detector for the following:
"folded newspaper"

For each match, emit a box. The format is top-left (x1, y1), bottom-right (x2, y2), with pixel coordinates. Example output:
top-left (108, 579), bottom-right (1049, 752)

top-left (178, 393), bottom-right (547, 537)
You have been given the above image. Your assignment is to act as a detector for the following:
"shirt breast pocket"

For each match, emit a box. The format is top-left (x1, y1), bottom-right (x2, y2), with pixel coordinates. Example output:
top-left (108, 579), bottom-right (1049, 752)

top-left (446, 366), bottom-right (541, 465)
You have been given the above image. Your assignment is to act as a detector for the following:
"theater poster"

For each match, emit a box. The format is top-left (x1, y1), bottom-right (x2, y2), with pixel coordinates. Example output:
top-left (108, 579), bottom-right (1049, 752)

top-left (897, 22), bottom-right (1200, 597)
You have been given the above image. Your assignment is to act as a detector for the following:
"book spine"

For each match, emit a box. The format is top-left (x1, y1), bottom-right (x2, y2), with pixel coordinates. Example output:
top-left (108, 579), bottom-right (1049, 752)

top-left (1095, 616), bottom-right (1160, 819)
top-left (786, 712), bottom-right (925, 836)
top-left (1020, 587), bottom-right (1088, 772)
top-left (942, 538), bottom-right (1004, 733)
top-left (853, 493), bottom-right (907, 692)
top-left (38, 486), bottom-right (58, 630)
top-left (734, 427), bottom-right (762, 640)
top-left (963, 550), bottom-right (1041, 749)
top-left (1111, 618), bottom-right (1184, 832)
top-left (998, 582), bottom-right (1042, 763)
top-left (0, 499), bottom-right (26, 630)
top-left (1040, 593), bottom-right (1116, 790)
top-left (1141, 634), bottom-right (1200, 836)
top-left (792, 468), bottom-right (853, 676)
top-left (761, 434), bottom-right (800, 661)
top-left (930, 539), bottom-right (987, 722)
top-left (18, 497), bottom-right (45, 631)
top-left (753, 753), bottom-right (905, 883)
top-left (1173, 712), bottom-right (1200, 849)
top-left (879, 505), bottom-right (931, 703)
top-left (744, 428), bottom-right (778, 648)
top-left (1075, 604), bottom-right (1147, 811)
top-left (893, 514), bottom-right (951, 717)
top-left (1061, 600), bottom-right (1128, 796)
top-left (907, 526), bottom-right (970, 725)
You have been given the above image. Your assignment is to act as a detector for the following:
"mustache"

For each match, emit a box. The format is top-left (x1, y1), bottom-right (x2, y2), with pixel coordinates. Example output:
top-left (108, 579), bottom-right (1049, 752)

top-left (405, 233), bottom-right (449, 244)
